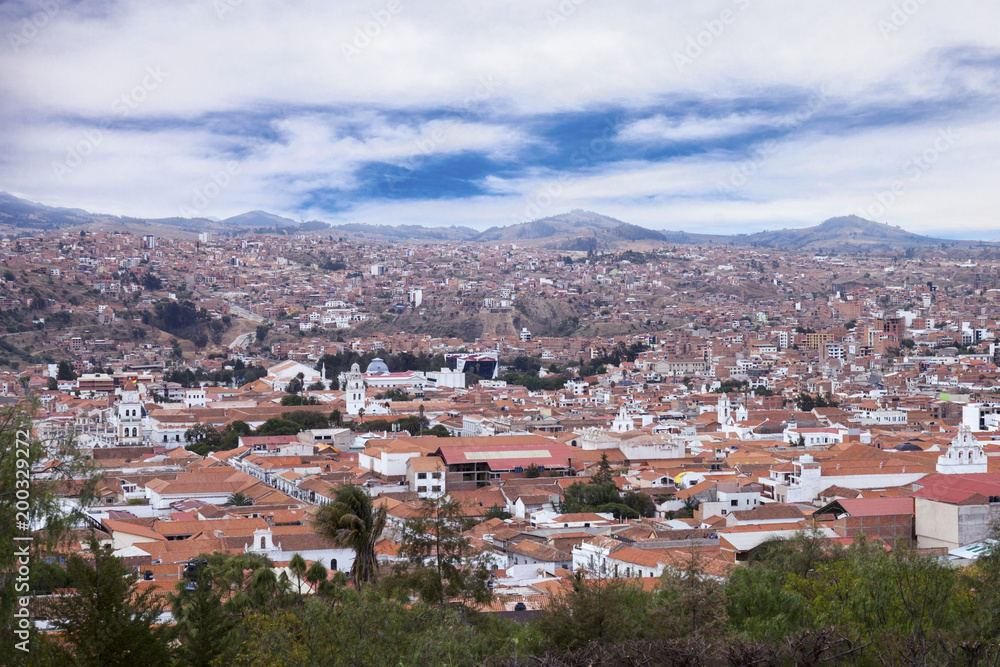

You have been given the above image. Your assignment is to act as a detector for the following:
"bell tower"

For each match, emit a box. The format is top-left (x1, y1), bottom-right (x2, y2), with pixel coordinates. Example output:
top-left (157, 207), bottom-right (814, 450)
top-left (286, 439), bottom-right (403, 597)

top-left (345, 363), bottom-right (366, 416)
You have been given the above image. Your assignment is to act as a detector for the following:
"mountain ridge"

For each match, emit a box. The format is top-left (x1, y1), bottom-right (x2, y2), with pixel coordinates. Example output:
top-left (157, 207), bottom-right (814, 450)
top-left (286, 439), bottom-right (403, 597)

top-left (0, 192), bottom-right (994, 251)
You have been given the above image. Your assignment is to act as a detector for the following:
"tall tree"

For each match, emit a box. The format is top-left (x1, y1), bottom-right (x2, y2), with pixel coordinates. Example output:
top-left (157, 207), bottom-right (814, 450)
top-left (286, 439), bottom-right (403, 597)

top-left (288, 553), bottom-right (307, 601)
top-left (0, 402), bottom-right (98, 661)
top-left (43, 538), bottom-right (175, 665)
top-left (591, 452), bottom-right (614, 485)
top-left (169, 563), bottom-right (237, 667)
top-left (313, 485), bottom-right (387, 589)
top-left (396, 495), bottom-right (492, 606)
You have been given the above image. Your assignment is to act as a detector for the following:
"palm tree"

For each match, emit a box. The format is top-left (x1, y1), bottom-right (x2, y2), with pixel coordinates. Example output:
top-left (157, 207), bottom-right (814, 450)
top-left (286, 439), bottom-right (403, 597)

top-left (289, 553), bottom-right (307, 601)
top-left (225, 491), bottom-right (253, 506)
top-left (313, 485), bottom-right (387, 589)
top-left (305, 560), bottom-right (327, 594)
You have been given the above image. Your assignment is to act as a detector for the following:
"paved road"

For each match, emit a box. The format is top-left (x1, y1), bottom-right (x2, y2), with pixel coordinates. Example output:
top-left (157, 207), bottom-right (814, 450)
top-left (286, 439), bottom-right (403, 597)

top-left (226, 302), bottom-right (264, 322)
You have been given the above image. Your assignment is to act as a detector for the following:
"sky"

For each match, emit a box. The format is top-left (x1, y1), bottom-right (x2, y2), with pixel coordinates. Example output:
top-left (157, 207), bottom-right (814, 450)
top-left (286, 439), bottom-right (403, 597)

top-left (1, 0), bottom-right (999, 237)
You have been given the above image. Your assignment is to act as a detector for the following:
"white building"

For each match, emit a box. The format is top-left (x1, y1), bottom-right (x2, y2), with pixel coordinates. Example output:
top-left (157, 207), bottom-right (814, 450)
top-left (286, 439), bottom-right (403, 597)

top-left (937, 424), bottom-right (988, 474)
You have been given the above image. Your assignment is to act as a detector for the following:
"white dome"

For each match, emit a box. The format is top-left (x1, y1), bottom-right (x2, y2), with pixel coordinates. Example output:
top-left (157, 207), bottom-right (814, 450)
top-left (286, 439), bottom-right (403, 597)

top-left (365, 358), bottom-right (390, 374)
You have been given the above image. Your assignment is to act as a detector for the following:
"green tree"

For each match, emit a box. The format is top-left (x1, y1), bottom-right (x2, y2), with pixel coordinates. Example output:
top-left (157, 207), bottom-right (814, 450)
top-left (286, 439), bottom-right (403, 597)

top-left (57, 359), bottom-right (77, 381)
top-left (524, 462), bottom-right (541, 478)
top-left (185, 423), bottom-right (223, 456)
top-left (313, 485), bottom-right (387, 589)
top-left (656, 548), bottom-right (728, 639)
top-left (395, 496), bottom-right (492, 606)
top-left (43, 538), bottom-right (175, 665)
top-left (590, 452), bottom-right (614, 485)
top-left (484, 505), bottom-right (513, 521)
top-left (559, 481), bottom-right (620, 515)
top-left (289, 553), bottom-right (308, 601)
top-left (622, 491), bottom-right (656, 518)
top-left (535, 574), bottom-right (657, 651)
top-left (305, 560), bottom-right (328, 595)
top-left (169, 562), bottom-right (237, 667)
top-left (256, 418), bottom-right (302, 437)
top-left (226, 491), bottom-right (254, 506)
top-left (0, 403), bottom-right (98, 661)
top-left (286, 373), bottom-right (304, 395)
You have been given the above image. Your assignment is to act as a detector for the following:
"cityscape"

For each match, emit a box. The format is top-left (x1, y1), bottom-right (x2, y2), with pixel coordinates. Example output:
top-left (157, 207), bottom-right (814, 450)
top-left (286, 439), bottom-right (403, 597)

top-left (3, 1), bottom-right (1000, 666)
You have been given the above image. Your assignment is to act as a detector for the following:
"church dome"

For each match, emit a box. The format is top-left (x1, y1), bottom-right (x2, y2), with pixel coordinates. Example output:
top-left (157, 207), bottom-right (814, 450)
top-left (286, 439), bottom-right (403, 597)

top-left (365, 357), bottom-right (390, 374)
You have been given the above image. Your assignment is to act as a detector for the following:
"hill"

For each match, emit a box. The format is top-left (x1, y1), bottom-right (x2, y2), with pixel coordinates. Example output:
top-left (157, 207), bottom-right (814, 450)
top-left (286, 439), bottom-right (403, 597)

top-left (0, 193), bottom-right (995, 251)
top-left (731, 216), bottom-right (964, 251)
top-left (219, 210), bottom-right (298, 228)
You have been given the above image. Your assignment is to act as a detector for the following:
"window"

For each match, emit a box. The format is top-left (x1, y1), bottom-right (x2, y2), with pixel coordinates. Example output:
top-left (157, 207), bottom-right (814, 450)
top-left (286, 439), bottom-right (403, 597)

top-left (417, 472), bottom-right (427, 479)
top-left (730, 499), bottom-right (738, 507)
top-left (260, 537), bottom-right (266, 549)
top-left (331, 559), bottom-right (338, 571)
top-left (431, 486), bottom-right (440, 493)
top-left (431, 472), bottom-right (441, 479)
top-left (417, 486), bottom-right (426, 493)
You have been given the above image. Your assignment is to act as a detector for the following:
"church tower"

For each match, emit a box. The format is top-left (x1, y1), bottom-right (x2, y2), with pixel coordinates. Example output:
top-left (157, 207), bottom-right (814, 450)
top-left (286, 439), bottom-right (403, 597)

top-left (345, 363), bottom-right (366, 416)
top-left (936, 424), bottom-right (988, 474)
top-left (717, 393), bottom-right (733, 427)
top-left (611, 404), bottom-right (634, 433)
top-left (115, 380), bottom-right (144, 445)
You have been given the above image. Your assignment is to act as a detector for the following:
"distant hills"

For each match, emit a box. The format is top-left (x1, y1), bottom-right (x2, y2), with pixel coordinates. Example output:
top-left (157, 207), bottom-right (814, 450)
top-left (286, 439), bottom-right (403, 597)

top-left (219, 210), bottom-right (298, 228)
top-left (0, 192), bottom-right (994, 252)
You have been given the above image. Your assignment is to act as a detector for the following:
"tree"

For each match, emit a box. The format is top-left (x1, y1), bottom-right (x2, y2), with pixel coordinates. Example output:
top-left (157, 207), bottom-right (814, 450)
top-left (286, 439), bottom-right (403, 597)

top-left (0, 403), bottom-right (98, 661)
top-left (169, 562), bottom-right (237, 667)
top-left (535, 574), bottom-right (658, 651)
top-left (289, 553), bottom-right (307, 602)
top-left (43, 538), bottom-right (175, 665)
top-left (622, 491), bottom-right (656, 518)
top-left (56, 359), bottom-right (76, 381)
top-left (185, 423), bottom-right (222, 456)
top-left (46, 376), bottom-right (58, 390)
top-left (395, 496), bottom-right (492, 606)
top-left (313, 485), bottom-right (387, 589)
top-left (142, 272), bottom-right (163, 290)
top-left (524, 462), bottom-right (541, 478)
top-left (656, 548), bottom-right (728, 639)
top-left (419, 424), bottom-right (451, 437)
top-left (305, 560), bottom-right (328, 594)
top-left (226, 491), bottom-right (254, 506)
top-left (591, 452), bottom-right (614, 485)
top-left (560, 481), bottom-right (620, 515)
top-left (281, 394), bottom-right (319, 406)
top-left (283, 410), bottom-right (329, 430)
top-left (484, 505), bottom-right (513, 521)
top-left (256, 418), bottom-right (302, 436)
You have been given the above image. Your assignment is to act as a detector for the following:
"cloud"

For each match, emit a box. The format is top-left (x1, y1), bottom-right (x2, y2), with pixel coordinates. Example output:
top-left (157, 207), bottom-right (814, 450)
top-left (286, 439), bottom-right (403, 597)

top-left (0, 0), bottom-right (999, 234)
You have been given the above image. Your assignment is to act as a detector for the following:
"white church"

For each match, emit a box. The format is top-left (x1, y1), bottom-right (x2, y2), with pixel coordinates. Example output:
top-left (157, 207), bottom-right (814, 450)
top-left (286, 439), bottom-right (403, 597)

top-left (576, 405), bottom-right (685, 460)
top-left (936, 424), bottom-right (988, 474)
